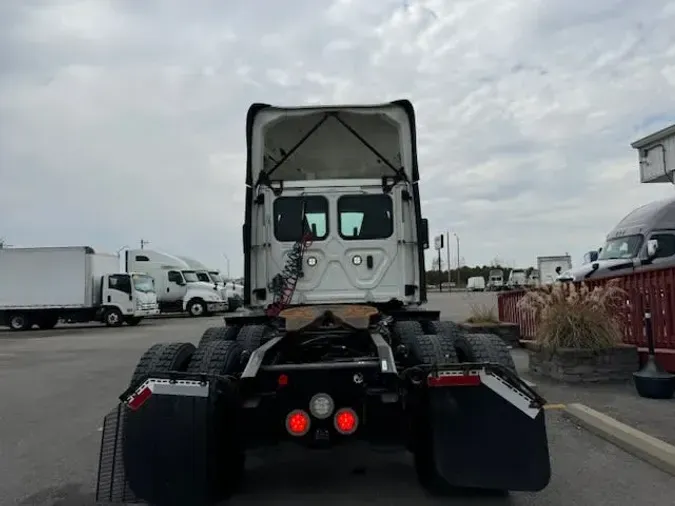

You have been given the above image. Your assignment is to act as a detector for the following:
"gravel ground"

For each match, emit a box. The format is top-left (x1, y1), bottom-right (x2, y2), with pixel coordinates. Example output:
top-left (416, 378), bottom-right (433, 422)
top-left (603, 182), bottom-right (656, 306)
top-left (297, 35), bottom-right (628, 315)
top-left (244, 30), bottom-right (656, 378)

top-left (0, 314), bottom-right (673, 505)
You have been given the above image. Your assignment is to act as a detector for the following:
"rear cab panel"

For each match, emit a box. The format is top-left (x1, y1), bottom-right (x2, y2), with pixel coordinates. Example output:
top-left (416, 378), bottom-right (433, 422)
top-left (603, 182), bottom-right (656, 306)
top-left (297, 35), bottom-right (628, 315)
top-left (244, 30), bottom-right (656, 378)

top-left (244, 101), bottom-right (427, 308)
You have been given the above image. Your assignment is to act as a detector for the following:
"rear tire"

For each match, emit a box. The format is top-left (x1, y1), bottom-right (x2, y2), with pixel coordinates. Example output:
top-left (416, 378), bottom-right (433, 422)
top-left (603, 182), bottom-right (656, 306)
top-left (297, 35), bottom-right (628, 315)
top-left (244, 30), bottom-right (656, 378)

top-left (129, 342), bottom-right (196, 389)
top-left (8, 313), bottom-right (31, 331)
top-left (454, 332), bottom-right (517, 374)
top-left (188, 340), bottom-right (244, 375)
top-left (199, 325), bottom-right (240, 347)
top-left (236, 324), bottom-right (269, 352)
top-left (187, 339), bottom-right (246, 496)
top-left (410, 333), bottom-right (459, 494)
top-left (427, 320), bottom-right (462, 343)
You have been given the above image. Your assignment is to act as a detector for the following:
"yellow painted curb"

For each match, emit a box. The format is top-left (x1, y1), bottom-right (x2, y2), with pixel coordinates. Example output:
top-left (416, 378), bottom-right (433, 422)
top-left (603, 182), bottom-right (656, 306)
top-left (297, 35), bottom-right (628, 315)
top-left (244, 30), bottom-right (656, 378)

top-left (564, 403), bottom-right (675, 477)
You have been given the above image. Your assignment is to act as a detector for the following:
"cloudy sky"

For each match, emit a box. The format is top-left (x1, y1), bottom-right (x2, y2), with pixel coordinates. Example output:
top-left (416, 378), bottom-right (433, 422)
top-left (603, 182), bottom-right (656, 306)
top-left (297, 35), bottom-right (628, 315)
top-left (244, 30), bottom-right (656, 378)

top-left (2, 0), bottom-right (675, 277)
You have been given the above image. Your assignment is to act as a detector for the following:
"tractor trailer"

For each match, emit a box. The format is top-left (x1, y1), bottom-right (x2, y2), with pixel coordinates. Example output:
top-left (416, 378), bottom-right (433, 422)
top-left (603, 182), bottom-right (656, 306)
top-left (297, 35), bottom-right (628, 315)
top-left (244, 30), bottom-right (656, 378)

top-left (0, 246), bottom-right (159, 331)
top-left (95, 101), bottom-right (551, 505)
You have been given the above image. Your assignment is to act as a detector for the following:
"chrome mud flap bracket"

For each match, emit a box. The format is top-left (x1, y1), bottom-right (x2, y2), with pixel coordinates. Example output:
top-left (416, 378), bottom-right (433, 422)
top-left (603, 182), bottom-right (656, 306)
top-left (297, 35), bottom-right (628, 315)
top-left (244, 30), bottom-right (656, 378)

top-left (426, 364), bottom-right (552, 492)
top-left (96, 374), bottom-right (237, 506)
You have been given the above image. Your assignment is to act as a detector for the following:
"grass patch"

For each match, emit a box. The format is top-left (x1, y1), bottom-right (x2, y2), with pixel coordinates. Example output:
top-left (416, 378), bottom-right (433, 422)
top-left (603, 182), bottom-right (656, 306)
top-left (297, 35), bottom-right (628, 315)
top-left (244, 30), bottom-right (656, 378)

top-left (466, 303), bottom-right (500, 324)
top-left (516, 280), bottom-right (625, 350)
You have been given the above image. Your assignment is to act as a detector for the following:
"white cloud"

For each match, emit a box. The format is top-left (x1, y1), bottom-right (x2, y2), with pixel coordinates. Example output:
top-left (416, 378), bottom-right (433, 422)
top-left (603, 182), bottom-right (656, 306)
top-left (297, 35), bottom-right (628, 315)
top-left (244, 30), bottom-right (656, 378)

top-left (1, 0), bottom-right (675, 276)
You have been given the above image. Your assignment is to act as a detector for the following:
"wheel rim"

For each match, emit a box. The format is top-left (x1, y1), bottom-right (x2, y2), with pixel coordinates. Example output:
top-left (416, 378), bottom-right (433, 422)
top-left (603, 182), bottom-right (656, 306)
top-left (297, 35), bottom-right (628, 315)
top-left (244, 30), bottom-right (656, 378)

top-left (191, 303), bottom-right (204, 316)
top-left (10, 316), bottom-right (25, 329)
top-left (108, 312), bottom-right (120, 325)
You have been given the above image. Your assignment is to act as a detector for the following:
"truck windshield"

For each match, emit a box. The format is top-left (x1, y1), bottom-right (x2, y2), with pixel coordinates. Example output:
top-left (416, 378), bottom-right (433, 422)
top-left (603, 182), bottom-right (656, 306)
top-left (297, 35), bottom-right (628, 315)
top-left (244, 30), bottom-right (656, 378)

top-left (195, 272), bottom-right (211, 283)
top-left (209, 272), bottom-right (223, 283)
top-left (132, 274), bottom-right (155, 293)
top-left (182, 270), bottom-right (200, 282)
top-left (598, 235), bottom-right (643, 260)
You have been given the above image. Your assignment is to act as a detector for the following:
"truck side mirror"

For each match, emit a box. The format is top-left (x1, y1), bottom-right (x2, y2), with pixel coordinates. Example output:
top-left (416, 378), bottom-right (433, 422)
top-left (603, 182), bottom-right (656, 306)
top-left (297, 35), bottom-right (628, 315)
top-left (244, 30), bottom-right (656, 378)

top-left (420, 218), bottom-right (429, 249)
top-left (647, 239), bottom-right (659, 258)
top-left (589, 250), bottom-right (598, 262)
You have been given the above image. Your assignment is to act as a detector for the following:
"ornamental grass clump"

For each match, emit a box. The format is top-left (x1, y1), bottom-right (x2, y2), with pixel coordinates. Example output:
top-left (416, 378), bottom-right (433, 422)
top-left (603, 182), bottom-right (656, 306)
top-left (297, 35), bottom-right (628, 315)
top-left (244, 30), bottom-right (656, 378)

top-left (466, 303), bottom-right (499, 324)
top-left (516, 280), bottom-right (626, 350)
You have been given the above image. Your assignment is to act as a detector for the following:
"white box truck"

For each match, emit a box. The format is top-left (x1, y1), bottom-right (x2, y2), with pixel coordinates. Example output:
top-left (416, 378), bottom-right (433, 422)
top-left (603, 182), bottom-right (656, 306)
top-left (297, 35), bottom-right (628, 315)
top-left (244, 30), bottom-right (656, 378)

top-left (0, 246), bottom-right (159, 331)
top-left (466, 276), bottom-right (486, 291)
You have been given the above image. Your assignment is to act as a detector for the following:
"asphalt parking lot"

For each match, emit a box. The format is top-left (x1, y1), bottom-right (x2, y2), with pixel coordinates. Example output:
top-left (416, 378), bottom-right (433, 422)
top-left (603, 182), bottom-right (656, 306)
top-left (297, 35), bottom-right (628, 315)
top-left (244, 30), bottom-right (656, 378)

top-left (1, 295), bottom-right (674, 505)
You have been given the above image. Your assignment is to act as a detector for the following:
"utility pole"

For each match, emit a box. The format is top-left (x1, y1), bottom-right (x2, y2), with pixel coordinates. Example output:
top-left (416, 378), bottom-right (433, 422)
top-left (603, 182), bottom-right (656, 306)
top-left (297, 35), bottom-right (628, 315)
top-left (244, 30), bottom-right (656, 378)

top-left (140, 239), bottom-right (150, 250)
top-left (434, 234), bottom-right (444, 292)
top-left (454, 233), bottom-right (460, 287)
top-left (446, 231), bottom-right (451, 288)
top-left (223, 253), bottom-right (231, 279)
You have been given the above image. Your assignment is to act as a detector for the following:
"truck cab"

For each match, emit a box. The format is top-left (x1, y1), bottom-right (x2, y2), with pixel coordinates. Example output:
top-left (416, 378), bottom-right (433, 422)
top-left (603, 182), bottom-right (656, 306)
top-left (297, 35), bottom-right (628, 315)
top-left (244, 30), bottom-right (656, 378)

top-left (562, 198), bottom-right (675, 282)
top-left (244, 101), bottom-right (429, 308)
top-left (125, 250), bottom-right (227, 316)
top-left (487, 269), bottom-right (504, 291)
top-left (97, 272), bottom-right (160, 326)
top-left (506, 269), bottom-right (527, 289)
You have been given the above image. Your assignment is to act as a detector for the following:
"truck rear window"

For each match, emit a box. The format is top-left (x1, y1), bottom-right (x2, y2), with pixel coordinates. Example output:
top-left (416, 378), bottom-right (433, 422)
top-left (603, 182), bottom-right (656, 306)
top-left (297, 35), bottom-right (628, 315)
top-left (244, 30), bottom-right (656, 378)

top-left (338, 194), bottom-right (393, 240)
top-left (273, 196), bottom-right (329, 242)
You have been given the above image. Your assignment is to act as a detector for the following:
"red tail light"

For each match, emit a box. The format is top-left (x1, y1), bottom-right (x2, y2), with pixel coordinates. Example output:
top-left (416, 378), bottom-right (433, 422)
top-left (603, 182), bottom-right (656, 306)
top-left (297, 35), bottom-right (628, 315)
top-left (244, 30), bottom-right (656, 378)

top-left (127, 386), bottom-right (152, 411)
top-left (334, 408), bottom-right (358, 435)
top-left (285, 409), bottom-right (311, 436)
top-left (427, 371), bottom-right (481, 387)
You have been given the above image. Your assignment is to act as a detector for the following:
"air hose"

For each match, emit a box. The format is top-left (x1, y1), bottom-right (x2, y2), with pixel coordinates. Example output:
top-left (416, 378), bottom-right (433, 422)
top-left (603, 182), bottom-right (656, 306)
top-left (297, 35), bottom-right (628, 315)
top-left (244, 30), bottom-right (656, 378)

top-left (265, 232), bottom-right (313, 317)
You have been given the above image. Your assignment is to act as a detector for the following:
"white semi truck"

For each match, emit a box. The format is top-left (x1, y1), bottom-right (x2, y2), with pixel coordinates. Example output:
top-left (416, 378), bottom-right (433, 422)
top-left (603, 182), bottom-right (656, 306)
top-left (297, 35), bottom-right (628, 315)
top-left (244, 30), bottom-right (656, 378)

top-left (125, 249), bottom-right (227, 316)
top-left (486, 269), bottom-right (505, 291)
top-left (537, 255), bottom-right (572, 284)
top-left (558, 197), bottom-right (675, 282)
top-left (0, 246), bottom-right (159, 331)
top-left (178, 255), bottom-right (244, 311)
top-left (506, 268), bottom-right (527, 289)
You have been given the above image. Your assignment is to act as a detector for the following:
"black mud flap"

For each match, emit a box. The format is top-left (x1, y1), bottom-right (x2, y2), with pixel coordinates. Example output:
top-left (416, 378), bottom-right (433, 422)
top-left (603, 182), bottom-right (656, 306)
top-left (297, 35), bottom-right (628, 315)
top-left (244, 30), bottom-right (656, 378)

top-left (428, 379), bottom-right (551, 492)
top-left (95, 377), bottom-right (239, 506)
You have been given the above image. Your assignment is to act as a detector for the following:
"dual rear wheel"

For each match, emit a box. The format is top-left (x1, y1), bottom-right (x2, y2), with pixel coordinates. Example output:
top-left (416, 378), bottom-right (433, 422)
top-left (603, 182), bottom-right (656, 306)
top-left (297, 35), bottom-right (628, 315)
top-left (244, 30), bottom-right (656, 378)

top-left (392, 320), bottom-right (515, 496)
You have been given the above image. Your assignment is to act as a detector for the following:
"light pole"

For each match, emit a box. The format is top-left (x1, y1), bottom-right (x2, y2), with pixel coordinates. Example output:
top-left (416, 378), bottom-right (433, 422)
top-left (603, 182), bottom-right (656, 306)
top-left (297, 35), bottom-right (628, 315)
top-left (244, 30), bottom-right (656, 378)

top-left (445, 231), bottom-right (451, 288)
top-left (454, 233), bottom-right (460, 287)
top-left (223, 253), bottom-right (231, 279)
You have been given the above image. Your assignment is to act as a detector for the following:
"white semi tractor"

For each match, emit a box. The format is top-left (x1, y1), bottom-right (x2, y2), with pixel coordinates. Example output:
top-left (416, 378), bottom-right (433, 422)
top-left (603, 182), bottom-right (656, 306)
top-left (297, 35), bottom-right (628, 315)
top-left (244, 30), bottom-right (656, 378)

top-left (486, 269), bottom-right (505, 291)
top-left (559, 197), bottom-right (675, 282)
top-left (537, 255), bottom-right (573, 285)
top-left (178, 255), bottom-right (244, 311)
top-left (0, 246), bottom-right (159, 331)
top-left (125, 249), bottom-right (228, 316)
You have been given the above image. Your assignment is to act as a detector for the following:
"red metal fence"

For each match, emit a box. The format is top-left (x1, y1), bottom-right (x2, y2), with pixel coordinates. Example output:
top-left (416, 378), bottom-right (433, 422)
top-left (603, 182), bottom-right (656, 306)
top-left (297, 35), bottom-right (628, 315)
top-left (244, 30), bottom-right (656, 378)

top-left (498, 266), bottom-right (675, 370)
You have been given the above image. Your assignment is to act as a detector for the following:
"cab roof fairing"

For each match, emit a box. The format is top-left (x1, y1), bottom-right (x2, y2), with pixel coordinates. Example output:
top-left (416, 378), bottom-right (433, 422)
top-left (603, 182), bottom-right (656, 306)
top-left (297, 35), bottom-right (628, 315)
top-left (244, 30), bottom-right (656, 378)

top-left (244, 100), bottom-right (421, 188)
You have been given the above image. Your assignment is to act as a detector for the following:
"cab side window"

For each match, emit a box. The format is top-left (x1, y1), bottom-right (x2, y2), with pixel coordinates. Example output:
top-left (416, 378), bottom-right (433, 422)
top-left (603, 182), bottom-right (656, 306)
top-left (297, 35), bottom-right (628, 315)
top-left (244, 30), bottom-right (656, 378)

top-left (109, 274), bottom-right (131, 294)
top-left (651, 234), bottom-right (675, 259)
top-left (168, 270), bottom-right (184, 284)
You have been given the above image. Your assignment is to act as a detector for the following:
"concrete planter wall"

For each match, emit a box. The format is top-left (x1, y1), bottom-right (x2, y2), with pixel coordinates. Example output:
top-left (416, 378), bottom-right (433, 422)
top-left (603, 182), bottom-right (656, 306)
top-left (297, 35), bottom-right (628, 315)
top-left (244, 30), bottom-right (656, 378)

top-left (460, 322), bottom-right (520, 347)
top-left (522, 341), bottom-right (639, 383)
